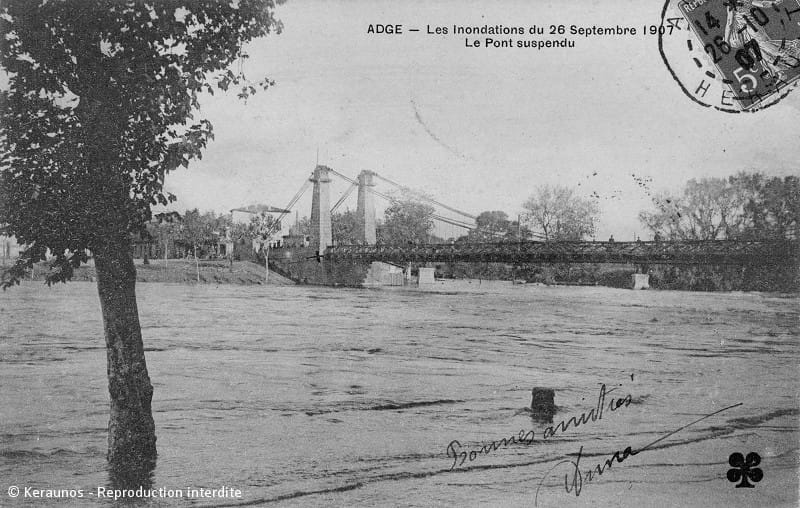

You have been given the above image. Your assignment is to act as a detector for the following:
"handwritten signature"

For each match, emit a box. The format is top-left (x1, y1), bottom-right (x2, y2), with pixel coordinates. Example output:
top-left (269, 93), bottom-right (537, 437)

top-left (533, 402), bottom-right (743, 506)
top-left (446, 383), bottom-right (633, 471)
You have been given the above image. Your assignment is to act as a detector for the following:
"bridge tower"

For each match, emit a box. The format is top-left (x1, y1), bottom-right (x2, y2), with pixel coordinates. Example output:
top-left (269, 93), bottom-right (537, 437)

top-left (310, 165), bottom-right (333, 252)
top-left (356, 170), bottom-right (377, 244)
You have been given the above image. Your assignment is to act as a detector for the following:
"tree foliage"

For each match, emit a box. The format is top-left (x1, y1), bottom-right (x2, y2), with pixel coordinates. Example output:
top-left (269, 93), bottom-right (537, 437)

top-left (379, 198), bottom-right (435, 244)
top-left (182, 209), bottom-right (214, 249)
top-left (231, 211), bottom-right (279, 248)
top-left (179, 209), bottom-right (230, 279)
top-left (456, 210), bottom-right (527, 243)
top-left (471, 211), bottom-right (510, 241)
top-left (0, 0), bottom-right (283, 284)
top-left (295, 215), bottom-right (312, 237)
top-left (145, 210), bottom-right (181, 260)
top-left (638, 173), bottom-right (799, 240)
top-left (738, 174), bottom-right (799, 240)
top-left (332, 210), bottom-right (360, 245)
top-left (522, 185), bottom-right (600, 241)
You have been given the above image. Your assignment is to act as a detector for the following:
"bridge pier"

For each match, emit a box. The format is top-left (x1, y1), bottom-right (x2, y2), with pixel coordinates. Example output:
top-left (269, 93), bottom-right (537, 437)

top-left (632, 273), bottom-right (650, 290)
top-left (418, 267), bottom-right (435, 285)
top-left (356, 170), bottom-right (377, 244)
top-left (632, 263), bottom-right (650, 289)
top-left (310, 165), bottom-right (333, 253)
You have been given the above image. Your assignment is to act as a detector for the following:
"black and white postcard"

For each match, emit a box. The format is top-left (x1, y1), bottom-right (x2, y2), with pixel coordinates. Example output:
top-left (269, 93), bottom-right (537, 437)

top-left (1, 1), bottom-right (798, 506)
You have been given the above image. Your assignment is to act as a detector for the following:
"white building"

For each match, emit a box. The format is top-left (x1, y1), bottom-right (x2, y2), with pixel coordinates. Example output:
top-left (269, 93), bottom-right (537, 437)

top-left (1, 234), bottom-right (21, 264)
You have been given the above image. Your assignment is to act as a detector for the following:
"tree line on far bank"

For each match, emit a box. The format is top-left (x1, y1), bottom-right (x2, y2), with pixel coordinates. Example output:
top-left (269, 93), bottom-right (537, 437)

top-left (132, 172), bottom-right (799, 261)
top-left (143, 208), bottom-right (277, 259)
top-left (328, 173), bottom-right (798, 246)
top-left (639, 173), bottom-right (798, 241)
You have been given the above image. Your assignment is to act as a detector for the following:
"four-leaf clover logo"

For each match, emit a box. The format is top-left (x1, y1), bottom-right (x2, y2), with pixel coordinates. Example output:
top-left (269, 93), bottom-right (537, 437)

top-left (727, 452), bottom-right (763, 488)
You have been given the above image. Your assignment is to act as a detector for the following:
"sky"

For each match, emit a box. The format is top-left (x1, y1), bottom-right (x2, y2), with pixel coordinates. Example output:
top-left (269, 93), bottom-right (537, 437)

top-left (163, 0), bottom-right (800, 241)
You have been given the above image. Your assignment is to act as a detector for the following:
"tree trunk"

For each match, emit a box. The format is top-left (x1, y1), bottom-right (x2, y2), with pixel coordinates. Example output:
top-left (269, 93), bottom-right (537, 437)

top-left (94, 241), bottom-right (157, 468)
top-left (194, 244), bottom-right (199, 282)
top-left (264, 244), bottom-right (269, 283)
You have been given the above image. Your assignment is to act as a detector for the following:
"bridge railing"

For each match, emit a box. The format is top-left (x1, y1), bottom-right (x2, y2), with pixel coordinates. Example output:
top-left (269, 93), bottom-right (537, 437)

top-left (325, 240), bottom-right (798, 266)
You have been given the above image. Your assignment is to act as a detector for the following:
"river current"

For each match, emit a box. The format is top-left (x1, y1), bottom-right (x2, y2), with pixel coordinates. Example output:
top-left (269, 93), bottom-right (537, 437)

top-left (1, 281), bottom-right (798, 507)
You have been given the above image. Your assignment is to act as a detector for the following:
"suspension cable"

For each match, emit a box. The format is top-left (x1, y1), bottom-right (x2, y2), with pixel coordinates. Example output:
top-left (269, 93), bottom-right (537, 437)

top-left (372, 172), bottom-right (477, 220)
top-left (329, 169), bottom-right (475, 230)
top-left (363, 184), bottom-right (474, 230)
top-left (282, 179), bottom-right (311, 214)
top-left (326, 169), bottom-right (552, 238)
top-left (330, 181), bottom-right (357, 213)
top-left (431, 213), bottom-right (474, 230)
top-left (267, 175), bottom-right (312, 236)
top-left (328, 168), bottom-right (358, 186)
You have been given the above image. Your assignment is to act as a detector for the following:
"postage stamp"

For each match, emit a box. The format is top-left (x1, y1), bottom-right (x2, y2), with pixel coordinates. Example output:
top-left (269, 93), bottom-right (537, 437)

top-left (659, 0), bottom-right (800, 112)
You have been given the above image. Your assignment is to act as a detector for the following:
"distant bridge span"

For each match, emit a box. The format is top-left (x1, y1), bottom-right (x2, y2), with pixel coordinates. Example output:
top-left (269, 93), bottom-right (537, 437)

top-left (326, 240), bottom-right (798, 266)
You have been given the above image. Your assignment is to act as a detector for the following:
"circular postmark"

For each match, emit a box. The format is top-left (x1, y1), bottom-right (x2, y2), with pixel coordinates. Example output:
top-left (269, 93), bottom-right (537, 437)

top-left (658, 0), bottom-right (800, 112)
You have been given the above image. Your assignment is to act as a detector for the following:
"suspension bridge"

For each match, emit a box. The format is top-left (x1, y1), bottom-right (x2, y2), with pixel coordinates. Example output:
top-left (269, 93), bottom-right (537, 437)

top-left (266, 165), bottom-right (797, 286)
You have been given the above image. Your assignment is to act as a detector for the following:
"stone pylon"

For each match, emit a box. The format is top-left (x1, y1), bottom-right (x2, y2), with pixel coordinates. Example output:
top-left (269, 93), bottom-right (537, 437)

top-left (356, 170), bottom-right (377, 244)
top-left (310, 165), bottom-right (332, 252)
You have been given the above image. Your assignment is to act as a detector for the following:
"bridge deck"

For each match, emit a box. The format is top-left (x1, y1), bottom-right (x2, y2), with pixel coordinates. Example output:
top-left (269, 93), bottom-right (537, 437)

top-left (325, 240), bottom-right (798, 266)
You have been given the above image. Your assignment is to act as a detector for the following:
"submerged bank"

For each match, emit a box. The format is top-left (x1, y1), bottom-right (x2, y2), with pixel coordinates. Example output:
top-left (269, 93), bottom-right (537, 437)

top-left (7, 258), bottom-right (798, 292)
top-left (16, 259), bottom-right (294, 285)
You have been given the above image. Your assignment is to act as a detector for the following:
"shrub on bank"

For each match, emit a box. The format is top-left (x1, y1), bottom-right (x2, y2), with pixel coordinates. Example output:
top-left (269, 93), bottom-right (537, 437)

top-left (438, 262), bottom-right (799, 292)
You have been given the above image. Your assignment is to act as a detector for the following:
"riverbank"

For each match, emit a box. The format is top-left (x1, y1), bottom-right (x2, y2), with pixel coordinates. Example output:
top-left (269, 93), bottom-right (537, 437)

top-left (19, 259), bottom-right (295, 285)
top-left (9, 258), bottom-right (798, 292)
top-left (441, 261), bottom-right (800, 292)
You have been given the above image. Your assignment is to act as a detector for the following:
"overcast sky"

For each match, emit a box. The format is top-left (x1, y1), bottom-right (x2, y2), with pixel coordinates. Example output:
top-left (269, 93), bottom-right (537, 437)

top-left (164, 0), bottom-right (800, 240)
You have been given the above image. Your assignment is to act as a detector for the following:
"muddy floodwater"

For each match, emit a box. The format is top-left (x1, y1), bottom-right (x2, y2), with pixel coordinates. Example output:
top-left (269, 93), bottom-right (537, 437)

top-left (1, 281), bottom-right (798, 507)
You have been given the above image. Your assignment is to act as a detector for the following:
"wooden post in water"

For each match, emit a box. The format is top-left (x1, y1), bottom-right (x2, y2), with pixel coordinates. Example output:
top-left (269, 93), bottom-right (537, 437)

top-left (530, 387), bottom-right (556, 417)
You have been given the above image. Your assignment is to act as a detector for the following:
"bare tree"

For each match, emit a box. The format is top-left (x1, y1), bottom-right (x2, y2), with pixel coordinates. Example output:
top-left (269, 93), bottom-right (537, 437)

top-left (522, 186), bottom-right (600, 241)
top-left (638, 175), bottom-right (795, 240)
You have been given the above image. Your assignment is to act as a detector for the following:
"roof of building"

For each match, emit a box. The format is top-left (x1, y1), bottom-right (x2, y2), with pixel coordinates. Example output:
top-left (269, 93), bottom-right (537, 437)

top-left (230, 204), bottom-right (291, 214)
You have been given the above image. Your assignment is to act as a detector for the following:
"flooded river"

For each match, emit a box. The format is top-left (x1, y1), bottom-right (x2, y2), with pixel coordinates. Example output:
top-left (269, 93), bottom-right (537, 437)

top-left (1, 281), bottom-right (798, 507)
